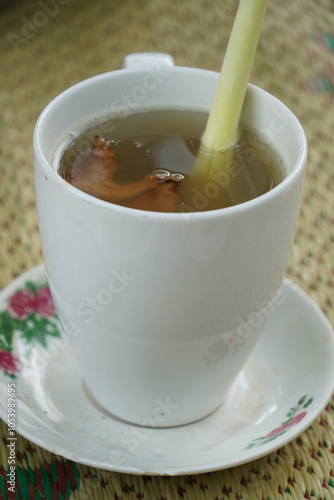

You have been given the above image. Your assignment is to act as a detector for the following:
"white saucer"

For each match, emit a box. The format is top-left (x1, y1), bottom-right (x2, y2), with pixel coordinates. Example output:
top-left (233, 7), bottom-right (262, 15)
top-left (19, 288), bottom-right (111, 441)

top-left (1, 264), bottom-right (334, 475)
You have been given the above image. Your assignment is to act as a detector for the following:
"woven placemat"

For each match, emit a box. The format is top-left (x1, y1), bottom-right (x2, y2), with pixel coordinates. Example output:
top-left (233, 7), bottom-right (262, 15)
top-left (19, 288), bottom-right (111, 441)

top-left (1, 0), bottom-right (334, 498)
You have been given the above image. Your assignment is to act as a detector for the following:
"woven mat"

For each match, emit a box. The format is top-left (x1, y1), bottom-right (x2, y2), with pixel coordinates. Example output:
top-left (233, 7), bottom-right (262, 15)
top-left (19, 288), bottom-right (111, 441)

top-left (1, 0), bottom-right (334, 498)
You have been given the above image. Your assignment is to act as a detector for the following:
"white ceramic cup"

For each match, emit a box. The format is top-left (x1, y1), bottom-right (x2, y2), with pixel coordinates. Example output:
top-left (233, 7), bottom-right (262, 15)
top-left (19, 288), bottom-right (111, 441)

top-left (34, 53), bottom-right (307, 427)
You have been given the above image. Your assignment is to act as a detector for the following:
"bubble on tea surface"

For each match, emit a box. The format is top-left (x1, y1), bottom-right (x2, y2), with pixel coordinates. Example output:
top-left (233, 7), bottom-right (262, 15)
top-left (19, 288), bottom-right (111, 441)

top-left (170, 173), bottom-right (184, 182)
top-left (152, 170), bottom-right (184, 183)
top-left (151, 169), bottom-right (171, 181)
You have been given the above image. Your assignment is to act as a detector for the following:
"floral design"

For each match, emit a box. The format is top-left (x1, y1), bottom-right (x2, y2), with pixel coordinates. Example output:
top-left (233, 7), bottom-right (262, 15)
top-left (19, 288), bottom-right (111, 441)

top-left (0, 349), bottom-right (21, 375)
top-left (34, 288), bottom-right (56, 317)
top-left (0, 280), bottom-right (61, 378)
top-left (8, 287), bottom-right (56, 319)
top-left (246, 395), bottom-right (313, 449)
top-left (8, 288), bottom-right (36, 319)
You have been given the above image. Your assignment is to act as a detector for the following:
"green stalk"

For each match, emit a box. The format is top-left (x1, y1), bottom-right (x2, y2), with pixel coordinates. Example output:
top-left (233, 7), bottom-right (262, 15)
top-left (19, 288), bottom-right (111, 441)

top-left (200, 0), bottom-right (268, 156)
top-left (181, 0), bottom-right (268, 210)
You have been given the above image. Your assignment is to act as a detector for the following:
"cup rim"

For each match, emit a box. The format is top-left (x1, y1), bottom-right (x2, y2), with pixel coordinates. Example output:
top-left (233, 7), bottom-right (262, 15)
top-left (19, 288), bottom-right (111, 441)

top-left (34, 66), bottom-right (308, 221)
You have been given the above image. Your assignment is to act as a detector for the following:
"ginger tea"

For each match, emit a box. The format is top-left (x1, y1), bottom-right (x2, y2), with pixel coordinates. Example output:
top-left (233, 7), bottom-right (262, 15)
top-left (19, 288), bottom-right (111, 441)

top-left (56, 109), bottom-right (284, 213)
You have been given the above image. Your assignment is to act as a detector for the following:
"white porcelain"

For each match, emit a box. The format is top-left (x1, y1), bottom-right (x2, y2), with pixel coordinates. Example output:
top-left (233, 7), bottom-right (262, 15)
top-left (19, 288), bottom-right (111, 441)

top-left (0, 265), bottom-right (333, 474)
top-left (122, 52), bottom-right (175, 69)
top-left (33, 54), bottom-right (307, 427)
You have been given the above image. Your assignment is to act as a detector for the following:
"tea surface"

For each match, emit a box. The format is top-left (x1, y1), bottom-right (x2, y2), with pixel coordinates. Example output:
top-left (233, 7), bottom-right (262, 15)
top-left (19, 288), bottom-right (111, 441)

top-left (57, 109), bottom-right (283, 212)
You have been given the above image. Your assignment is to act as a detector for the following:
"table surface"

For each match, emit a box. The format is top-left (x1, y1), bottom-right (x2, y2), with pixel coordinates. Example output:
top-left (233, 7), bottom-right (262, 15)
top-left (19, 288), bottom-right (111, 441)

top-left (0, 0), bottom-right (334, 498)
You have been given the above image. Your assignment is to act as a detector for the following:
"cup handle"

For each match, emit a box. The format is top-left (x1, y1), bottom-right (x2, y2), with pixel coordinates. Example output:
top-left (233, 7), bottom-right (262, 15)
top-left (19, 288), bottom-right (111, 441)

top-left (122, 52), bottom-right (175, 69)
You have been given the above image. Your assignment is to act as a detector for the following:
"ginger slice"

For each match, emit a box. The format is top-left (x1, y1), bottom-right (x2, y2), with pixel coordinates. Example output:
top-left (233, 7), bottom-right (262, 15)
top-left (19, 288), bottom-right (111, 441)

top-left (63, 136), bottom-right (183, 212)
top-left (124, 179), bottom-right (181, 212)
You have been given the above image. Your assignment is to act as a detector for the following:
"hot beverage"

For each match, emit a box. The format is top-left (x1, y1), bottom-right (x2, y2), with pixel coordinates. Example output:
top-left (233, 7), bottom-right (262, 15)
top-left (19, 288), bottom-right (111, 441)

top-left (57, 109), bottom-right (283, 212)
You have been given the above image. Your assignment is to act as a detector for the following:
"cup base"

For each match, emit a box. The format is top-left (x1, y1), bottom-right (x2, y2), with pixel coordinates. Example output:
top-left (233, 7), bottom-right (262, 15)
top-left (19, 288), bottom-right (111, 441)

top-left (82, 378), bottom-right (226, 428)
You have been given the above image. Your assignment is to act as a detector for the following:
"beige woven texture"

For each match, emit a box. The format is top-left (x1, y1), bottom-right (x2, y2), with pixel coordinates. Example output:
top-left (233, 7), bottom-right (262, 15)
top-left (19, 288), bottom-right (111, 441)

top-left (1, 0), bottom-right (334, 498)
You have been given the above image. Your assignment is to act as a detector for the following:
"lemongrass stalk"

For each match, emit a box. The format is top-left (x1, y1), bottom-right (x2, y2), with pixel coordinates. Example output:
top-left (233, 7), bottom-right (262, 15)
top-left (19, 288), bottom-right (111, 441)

top-left (181, 0), bottom-right (268, 210)
top-left (199, 0), bottom-right (268, 159)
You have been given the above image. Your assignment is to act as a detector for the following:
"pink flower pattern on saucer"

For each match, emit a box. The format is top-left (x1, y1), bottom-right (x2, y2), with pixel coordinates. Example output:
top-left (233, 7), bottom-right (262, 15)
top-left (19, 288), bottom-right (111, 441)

top-left (8, 287), bottom-right (56, 319)
top-left (246, 396), bottom-right (314, 449)
top-left (0, 281), bottom-right (60, 378)
top-left (0, 349), bottom-right (21, 375)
